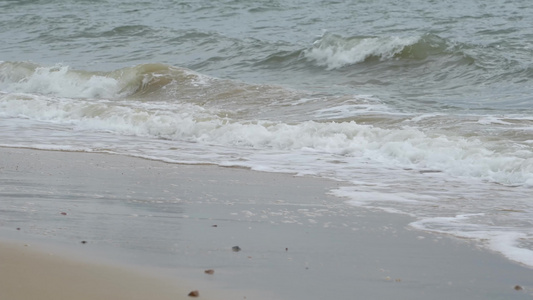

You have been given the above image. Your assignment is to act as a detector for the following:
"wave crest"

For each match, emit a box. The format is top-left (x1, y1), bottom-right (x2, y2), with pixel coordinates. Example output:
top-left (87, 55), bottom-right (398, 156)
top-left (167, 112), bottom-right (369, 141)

top-left (302, 33), bottom-right (449, 69)
top-left (0, 62), bottom-right (210, 100)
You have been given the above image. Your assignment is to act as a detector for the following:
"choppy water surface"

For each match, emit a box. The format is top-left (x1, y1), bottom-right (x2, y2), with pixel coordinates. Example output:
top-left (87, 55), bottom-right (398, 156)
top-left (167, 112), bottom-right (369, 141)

top-left (1, 0), bottom-right (533, 267)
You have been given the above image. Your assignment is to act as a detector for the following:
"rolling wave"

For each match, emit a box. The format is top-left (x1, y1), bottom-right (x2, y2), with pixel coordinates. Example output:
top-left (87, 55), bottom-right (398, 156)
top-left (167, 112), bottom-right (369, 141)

top-left (0, 61), bottom-right (327, 119)
top-left (255, 32), bottom-right (512, 93)
top-left (301, 33), bottom-right (456, 69)
top-left (255, 33), bottom-right (461, 69)
top-left (0, 62), bottom-right (210, 100)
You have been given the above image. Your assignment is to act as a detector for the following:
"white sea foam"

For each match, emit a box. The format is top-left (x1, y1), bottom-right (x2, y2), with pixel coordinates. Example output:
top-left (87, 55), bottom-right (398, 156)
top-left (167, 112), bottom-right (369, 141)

top-left (0, 64), bottom-right (125, 99)
top-left (1, 90), bottom-right (532, 187)
top-left (411, 215), bottom-right (533, 267)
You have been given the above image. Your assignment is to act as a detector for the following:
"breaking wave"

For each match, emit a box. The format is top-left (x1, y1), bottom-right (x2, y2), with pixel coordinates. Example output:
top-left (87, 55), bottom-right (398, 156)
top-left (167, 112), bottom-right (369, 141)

top-left (302, 33), bottom-right (452, 69)
top-left (0, 62), bottom-right (209, 100)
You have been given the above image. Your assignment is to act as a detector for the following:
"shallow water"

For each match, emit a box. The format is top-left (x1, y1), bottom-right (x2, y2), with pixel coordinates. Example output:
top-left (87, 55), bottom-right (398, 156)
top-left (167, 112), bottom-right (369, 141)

top-left (1, 0), bottom-right (532, 267)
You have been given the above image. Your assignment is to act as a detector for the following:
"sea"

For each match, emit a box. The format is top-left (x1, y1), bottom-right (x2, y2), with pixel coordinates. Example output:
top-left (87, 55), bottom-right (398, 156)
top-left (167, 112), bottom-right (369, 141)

top-left (1, 0), bottom-right (532, 267)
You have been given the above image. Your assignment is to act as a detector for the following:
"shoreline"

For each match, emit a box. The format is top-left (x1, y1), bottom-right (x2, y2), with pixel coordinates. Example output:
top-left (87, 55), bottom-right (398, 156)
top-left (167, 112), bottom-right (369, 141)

top-left (1, 147), bottom-right (532, 299)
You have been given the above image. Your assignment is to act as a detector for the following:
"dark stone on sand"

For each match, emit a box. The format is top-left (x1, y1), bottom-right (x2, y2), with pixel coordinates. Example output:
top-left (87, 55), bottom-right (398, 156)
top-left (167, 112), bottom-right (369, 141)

top-left (204, 269), bottom-right (214, 274)
top-left (188, 290), bottom-right (199, 297)
top-left (232, 246), bottom-right (241, 252)
top-left (81, 241), bottom-right (87, 244)
top-left (514, 285), bottom-right (523, 291)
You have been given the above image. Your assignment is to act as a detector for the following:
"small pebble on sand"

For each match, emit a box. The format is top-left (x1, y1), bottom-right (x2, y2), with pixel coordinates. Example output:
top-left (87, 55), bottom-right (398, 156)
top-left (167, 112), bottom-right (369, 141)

top-left (188, 290), bottom-right (199, 297)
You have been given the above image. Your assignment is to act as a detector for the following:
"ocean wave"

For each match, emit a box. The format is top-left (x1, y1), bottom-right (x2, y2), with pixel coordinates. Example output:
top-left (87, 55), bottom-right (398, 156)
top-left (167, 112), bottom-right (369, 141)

top-left (1, 61), bottom-right (532, 187)
top-left (0, 61), bottom-right (328, 121)
top-left (0, 62), bottom-right (210, 100)
top-left (301, 33), bottom-right (451, 69)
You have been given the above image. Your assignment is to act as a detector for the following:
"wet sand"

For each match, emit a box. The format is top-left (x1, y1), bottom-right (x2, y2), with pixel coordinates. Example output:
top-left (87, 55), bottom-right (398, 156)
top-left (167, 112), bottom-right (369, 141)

top-left (1, 147), bottom-right (532, 299)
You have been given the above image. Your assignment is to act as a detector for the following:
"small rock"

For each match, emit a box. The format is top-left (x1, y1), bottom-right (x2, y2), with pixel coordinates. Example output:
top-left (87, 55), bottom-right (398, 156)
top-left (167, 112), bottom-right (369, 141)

top-left (16, 228), bottom-right (20, 231)
top-left (232, 246), bottom-right (241, 252)
top-left (81, 241), bottom-right (87, 244)
top-left (285, 247), bottom-right (288, 251)
top-left (212, 225), bottom-right (218, 227)
top-left (204, 269), bottom-right (214, 275)
top-left (514, 285), bottom-right (523, 291)
top-left (60, 212), bottom-right (67, 216)
top-left (188, 290), bottom-right (199, 297)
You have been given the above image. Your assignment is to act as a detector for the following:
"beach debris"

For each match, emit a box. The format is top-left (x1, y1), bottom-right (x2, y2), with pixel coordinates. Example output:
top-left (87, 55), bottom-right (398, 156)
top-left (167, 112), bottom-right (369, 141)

top-left (81, 240), bottom-right (87, 244)
top-left (285, 247), bottom-right (288, 251)
top-left (514, 285), bottom-right (523, 291)
top-left (188, 290), bottom-right (199, 297)
top-left (204, 269), bottom-right (214, 275)
top-left (16, 228), bottom-right (20, 231)
top-left (60, 212), bottom-right (67, 215)
top-left (212, 224), bottom-right (218, 227)
top-left (384, 276), bottom-right (402, 282)
top-left (232, 246), bottom-right (241, 252)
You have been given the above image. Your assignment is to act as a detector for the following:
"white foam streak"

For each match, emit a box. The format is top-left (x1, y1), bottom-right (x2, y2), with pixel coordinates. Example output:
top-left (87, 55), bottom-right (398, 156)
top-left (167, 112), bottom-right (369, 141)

top-left (490, 233), bottom-right (533, 267)
top-left (411, 215), bottom-right (533, 267)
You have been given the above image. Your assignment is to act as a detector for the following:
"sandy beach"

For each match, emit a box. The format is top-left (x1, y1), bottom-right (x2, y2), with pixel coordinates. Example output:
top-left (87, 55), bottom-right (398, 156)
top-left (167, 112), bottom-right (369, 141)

top-left (1, 147), bottom-right (532, 300)
top-left (0, 242), bottom-right (201, 300)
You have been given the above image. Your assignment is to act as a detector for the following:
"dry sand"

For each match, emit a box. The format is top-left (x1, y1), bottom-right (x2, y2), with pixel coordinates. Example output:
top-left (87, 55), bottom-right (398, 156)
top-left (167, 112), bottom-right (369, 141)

top-left (1, 147), bottom-right (533, 300)
top-left (0, 242), bottom-right (198, 300)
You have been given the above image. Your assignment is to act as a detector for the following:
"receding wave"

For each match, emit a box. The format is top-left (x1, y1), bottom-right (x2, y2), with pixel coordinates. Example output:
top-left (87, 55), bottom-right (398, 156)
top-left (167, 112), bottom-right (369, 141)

top-left (301, 33), bottom-right (453, 69)
top-left (1, 90), bottom-right (532, 188)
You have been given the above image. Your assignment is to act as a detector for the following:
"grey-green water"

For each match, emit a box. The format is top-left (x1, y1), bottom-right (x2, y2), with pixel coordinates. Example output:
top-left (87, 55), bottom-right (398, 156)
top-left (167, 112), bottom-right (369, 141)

top-left (2, 0), bottom-right (533, 112)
